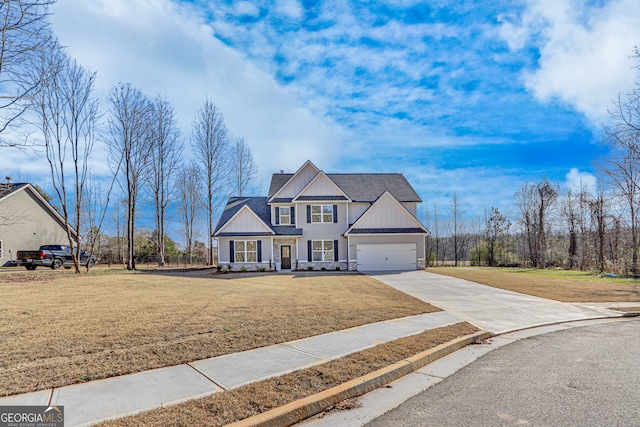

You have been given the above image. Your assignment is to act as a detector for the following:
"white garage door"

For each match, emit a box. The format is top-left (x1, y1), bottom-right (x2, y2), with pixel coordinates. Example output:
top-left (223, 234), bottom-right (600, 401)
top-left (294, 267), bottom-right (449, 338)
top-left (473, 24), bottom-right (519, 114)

top-left (356, 243), bottom-right (417, 271)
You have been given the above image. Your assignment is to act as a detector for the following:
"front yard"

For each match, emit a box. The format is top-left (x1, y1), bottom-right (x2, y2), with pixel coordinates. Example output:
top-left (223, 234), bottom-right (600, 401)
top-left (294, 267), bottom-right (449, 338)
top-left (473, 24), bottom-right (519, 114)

top-left (0, 269), bottom-right (438, 396)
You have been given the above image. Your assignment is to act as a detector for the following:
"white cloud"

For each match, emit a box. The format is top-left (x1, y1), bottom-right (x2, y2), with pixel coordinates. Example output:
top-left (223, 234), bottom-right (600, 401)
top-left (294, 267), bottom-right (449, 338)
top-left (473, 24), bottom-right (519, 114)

top-left (45, 0), bottom-right (347, 183)
top-left (275, 0), bottom-right (302, 19)
top-left (564, 167), bottom-right (597, 194)
top-left (500, 0), bottom-right (640, 124)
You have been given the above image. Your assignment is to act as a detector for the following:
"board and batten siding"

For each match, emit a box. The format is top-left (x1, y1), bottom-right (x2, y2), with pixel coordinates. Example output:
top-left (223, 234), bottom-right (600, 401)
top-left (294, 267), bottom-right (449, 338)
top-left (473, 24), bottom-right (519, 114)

top-left (297, 175), bottom-right (344, 198)
top-left (0, 188), bottom-right (72, 261)
top-left (273, 163), bottom-right (318, 199)
top-left (296, 202), bottom-right (348, 262)
top-left (219, 208), bottom-right (272, 234)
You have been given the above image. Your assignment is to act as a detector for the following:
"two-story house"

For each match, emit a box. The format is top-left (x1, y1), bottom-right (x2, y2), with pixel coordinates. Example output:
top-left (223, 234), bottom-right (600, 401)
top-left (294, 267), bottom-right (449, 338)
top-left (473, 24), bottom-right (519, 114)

top-left (214, 160), bottom-right (429, 272)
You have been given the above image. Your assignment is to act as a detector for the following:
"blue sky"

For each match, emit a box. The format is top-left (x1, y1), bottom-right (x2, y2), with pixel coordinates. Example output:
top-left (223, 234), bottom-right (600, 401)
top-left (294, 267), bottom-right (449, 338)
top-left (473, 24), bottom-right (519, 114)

top-left (4, 0), bottom-right (640, 230)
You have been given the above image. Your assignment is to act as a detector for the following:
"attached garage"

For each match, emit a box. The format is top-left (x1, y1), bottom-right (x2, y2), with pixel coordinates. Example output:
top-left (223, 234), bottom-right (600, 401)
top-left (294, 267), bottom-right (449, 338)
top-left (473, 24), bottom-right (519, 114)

top-left (356, 243), bottom-right (417, 271)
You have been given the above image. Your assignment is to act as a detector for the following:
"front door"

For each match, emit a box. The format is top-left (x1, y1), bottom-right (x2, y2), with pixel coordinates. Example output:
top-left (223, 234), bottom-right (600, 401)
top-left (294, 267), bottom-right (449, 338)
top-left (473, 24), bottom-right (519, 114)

top-left (281, 245), bottom-right (291, 269)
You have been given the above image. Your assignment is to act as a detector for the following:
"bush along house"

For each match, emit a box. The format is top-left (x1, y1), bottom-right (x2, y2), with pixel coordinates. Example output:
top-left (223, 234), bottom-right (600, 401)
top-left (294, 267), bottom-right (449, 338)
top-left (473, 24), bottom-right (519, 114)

top-left (214, 160), bottom-right (429, 272)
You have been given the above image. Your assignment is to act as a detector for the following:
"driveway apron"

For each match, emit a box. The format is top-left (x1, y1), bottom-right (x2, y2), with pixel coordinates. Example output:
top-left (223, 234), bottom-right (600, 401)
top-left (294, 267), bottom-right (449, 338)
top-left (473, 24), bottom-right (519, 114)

top-left (369, 271), bottom-right (621, 334)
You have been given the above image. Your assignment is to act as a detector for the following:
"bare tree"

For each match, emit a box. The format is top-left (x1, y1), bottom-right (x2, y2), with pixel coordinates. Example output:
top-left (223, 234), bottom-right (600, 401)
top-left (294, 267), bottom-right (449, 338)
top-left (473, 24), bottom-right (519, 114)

top-left (601, 89), bottom-right (640, 272)
top-left (229, 137), bottom-right (258, 196)
top-left (30, 46), bottom-right (98, 272)
top-left (450, 193), bottom-right (467, 266)
top-left (0, 0), bottom-right (56, 139)
top-left (590, 189), bottom-right (608, 272)
top-left (106, 82), bottom-right (152, 270)
top-left (191, 99), bottom-right (229, 265)
top-left (177, 163), bottom-right (202, 264)
top-left (147, 95), bottom-right (181, 266)
top-left (515, 179), bottom-right (558, 268)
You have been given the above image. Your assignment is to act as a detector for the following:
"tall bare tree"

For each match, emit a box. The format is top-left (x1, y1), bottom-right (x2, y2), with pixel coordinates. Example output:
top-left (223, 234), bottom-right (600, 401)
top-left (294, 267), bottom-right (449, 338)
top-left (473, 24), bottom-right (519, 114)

top-left (30, 46), bottom-right (99, 272)
top-left (229, 137), bottom-right (258, 196)
top-left (147, 95), bottom-right (181, 266)
top-left (106, 82), bottom-right (151, 270)
top-left (191, 99), bottom-right (228, 265)
top-left (515, 179), bottom-right (558, 268)
top-left (177, 163), bottom-right (202, 264)
top-left (450, 192), bottom-right (467, 266)
top-left (0, 0), bottom-right (56, 139)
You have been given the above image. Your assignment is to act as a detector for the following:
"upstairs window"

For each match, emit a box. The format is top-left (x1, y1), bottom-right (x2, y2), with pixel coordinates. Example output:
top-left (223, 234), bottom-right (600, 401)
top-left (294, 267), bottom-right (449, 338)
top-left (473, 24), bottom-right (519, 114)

top-left (311, 205), bottom-right (333, 223)
top-left (279, 207), bottom-right (291, 225)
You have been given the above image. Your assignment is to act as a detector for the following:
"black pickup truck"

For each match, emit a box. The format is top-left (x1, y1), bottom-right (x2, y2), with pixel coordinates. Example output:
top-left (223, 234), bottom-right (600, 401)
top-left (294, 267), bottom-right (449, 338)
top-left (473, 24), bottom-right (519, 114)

top-left (16, 244), bottom-right (97, 270)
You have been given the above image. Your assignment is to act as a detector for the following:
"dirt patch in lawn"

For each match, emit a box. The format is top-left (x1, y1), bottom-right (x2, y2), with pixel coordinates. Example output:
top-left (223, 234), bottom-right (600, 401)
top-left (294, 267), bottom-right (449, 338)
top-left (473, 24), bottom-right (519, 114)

top-left (0, 270), bottom-right (437, 396)
top-left (428, 267), bottom-right (640, 302)
top-left (98, 322), bottom-right (479, 427)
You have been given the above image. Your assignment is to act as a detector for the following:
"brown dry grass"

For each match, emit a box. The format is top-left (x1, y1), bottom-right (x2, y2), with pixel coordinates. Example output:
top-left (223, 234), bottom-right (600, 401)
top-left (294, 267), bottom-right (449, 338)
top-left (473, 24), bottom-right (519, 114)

top-left (427, 267), bottom-right (640, 302)
top-left (98, 323), bottom-right (478, 427)
top-left (0, 269), bottom-right (437, 397)
top-left (610, 306), bottom-right (640, 312)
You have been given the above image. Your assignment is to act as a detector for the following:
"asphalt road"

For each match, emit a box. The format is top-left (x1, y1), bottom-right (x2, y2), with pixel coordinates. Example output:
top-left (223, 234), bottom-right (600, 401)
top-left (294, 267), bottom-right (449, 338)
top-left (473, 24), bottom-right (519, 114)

top-left (367, 319), bottom-right (640, 427)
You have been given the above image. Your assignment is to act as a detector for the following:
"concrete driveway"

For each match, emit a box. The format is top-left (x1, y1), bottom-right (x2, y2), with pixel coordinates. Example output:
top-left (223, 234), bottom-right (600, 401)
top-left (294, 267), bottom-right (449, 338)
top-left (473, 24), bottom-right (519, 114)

top-left (369, 271), bottom-right (621, 334)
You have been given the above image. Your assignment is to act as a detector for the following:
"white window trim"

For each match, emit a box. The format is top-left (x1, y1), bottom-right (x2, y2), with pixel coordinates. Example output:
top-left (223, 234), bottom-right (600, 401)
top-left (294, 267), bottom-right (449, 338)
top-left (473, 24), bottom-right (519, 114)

top-left (311, 205), bottom-right (333, 223)
top-left (279, 206), bottom-right (291, 225)
top-left (312, 240), bottom-right (334, 262)
top-left (234, 240), bottom-right (258, 263)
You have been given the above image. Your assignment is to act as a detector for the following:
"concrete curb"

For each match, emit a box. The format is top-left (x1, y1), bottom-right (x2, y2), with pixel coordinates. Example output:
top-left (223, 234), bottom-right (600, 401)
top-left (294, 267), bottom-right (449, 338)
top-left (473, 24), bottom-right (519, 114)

top-left (227, 330), bottom-right (491, 427)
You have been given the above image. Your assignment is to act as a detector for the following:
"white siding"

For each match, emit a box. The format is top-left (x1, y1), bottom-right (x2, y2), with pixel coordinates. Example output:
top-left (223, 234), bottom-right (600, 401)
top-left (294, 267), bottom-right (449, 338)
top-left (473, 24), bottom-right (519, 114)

top-left (298, 174), bottom-right (344, 198)
top-left (274, 163), bottom-right (318, 199)
top-left (402, 202), bottom-right (417, 216)
top-left (219, 208), bottom-right (272, 234)
top-left (0, 188), bottom-right (72, 263)
top-left (354, 196), bottom-right (421, 229)
top-left (348, 202), bottom-right (371, 224)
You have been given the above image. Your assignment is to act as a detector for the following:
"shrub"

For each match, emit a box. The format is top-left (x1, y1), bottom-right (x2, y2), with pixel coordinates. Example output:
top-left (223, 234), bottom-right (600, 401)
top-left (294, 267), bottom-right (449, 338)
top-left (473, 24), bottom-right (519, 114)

top-left (335, 266), bottom-right (341, 271)
top-left (222, 269), bottom-right (229, 274)
top-left (258, 267), bottom-right (266, 272)
top-left (307, 266), bottom-right (314, 271)
top-left (241, 267), bottom-right (247, 273)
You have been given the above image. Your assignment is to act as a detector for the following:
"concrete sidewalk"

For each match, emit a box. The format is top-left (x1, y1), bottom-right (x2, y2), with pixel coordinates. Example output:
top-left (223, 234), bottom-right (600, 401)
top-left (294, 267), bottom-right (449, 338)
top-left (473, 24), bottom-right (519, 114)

top-left (0, 311), bottom-right (460, 427)
top-left (370, 271), bottom-right (622, 333)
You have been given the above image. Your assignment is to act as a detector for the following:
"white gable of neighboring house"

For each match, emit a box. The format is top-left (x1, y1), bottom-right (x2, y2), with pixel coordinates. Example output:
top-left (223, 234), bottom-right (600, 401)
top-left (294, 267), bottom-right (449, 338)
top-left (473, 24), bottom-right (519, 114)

top-left (294, 171), bottom-right (349, 200)
top-left (269, 160), bottom-right (320, 200)
top-left (216, 205), bottom-right (273, 235)
top-left (348, 191), bottom-right (426, 231)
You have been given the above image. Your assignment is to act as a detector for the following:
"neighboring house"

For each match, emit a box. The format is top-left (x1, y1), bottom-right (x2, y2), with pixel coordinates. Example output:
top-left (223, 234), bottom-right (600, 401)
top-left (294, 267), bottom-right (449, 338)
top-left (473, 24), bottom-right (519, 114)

top-left (214, 160), bottom-right (429, 272)
top-left (0, 182), bottom-right (76, 266)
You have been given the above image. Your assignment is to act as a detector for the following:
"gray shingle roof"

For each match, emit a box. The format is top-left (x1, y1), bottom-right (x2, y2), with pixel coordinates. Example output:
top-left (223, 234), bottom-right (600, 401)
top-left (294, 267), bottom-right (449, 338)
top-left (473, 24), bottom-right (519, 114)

top-left (267, 173), bottom-right (421, 202)
top-left (214, 197), bottom-right (303, 236)
top-left (0, 183), bottom-right (28, 200)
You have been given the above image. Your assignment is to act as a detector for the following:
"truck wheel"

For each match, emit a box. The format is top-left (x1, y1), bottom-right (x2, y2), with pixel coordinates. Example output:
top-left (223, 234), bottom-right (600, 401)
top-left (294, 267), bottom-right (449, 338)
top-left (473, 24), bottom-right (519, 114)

top-left (25, 265), bottom-right (36, 271)
top-left (87, 260), bottom-right (95, 268)
top-left (51, 259), bottom-right (63, 270)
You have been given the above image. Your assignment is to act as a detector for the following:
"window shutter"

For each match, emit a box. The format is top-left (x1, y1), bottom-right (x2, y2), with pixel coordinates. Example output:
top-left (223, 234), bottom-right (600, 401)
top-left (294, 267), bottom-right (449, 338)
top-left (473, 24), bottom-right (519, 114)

top-left (275, 207), bottom-right (280, 225)
top-left (291, 207), bottom-right (295, 225)
top-left (334, 239), bottom-right (339, 262)
top-left (307, 240), bottom-right (312, 262)
top-left (257, 240), bottom-right (262, 262)
top-left (307, 205), bottom-right (311, 223)
top-left (333, 205), bottom-right (338, 223)
top-left (229, 240), bottom-right (235, 263)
